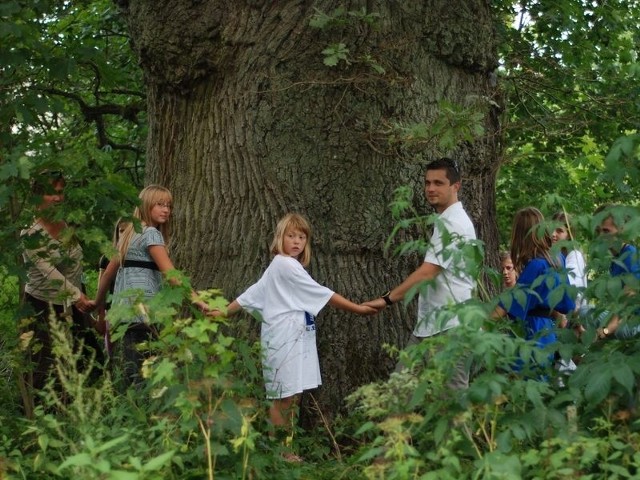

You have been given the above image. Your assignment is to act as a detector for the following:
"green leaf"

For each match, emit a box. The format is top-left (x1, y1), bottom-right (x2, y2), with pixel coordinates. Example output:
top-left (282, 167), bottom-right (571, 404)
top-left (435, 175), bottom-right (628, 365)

top-left (141, 449), bottom-right (175, 472)
top-left (108, 471), bottom-right (140, 480)
top-left (149, 358), bottom-right (176, 384)
top-left (37, 434), bottom-right (49, 451)
top-left (58, 452), bottom-right (94, 471)
top-left (547, 287), bottom-right (565, 310)
top-left (475, 451), bottom-right (522, 478)
top-left (612, 362), bottom-right (635, 395)
top-left (309, 9), bottom-right (335, 29)
top-left (525, 380), bottom-right (544, 409)
top-left (355, 421), bottom-right (376, 436)
top-left (93, 433), bottom-right (130, 454)
top-left (357, 446), bottom-right (385, 462)
top-left (584, 368), bottom-right (611, 404)
top-left (322, 43), bottom-right (349, 66)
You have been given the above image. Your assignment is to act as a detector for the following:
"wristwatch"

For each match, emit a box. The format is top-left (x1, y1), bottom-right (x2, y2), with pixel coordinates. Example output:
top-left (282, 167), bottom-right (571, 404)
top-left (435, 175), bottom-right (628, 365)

top-left (381, 290), bottom-right (393, 306)
top-left (602, 327), bottom-right (610, 336)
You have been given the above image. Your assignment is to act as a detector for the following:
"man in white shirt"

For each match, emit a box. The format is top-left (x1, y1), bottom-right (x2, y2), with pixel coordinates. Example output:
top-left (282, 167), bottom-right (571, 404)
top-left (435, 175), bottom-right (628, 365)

top-left (365, 157), bottom-right (477, 389)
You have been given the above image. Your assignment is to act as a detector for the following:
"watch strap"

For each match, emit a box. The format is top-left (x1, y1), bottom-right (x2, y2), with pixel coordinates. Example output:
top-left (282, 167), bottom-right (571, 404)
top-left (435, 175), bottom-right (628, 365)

top-left (381, 291), bottom-right (393, 306)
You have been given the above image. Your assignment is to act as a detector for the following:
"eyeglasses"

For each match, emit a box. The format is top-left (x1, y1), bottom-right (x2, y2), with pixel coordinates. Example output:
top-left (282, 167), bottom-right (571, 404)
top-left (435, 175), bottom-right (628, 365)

top-left (156, 202), bottom-right (172, 209)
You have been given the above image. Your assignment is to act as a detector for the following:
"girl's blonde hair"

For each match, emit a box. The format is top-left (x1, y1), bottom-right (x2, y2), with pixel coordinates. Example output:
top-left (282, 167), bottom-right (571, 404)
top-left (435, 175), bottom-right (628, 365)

top-left (270, 213), bottom-right (312, 267)
top-left (118, 185), bottom-right (172, 260)
top-left (510, 206), bottom-right (557, 272)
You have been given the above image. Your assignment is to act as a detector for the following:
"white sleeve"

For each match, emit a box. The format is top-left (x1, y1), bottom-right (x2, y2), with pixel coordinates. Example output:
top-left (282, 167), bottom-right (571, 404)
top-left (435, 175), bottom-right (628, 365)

top-left (424, 222), bottom-right (445, 267)
top-left (287, 261), bottom-right (334, 316)
top-left (236, 280), bottom-right (265, 313)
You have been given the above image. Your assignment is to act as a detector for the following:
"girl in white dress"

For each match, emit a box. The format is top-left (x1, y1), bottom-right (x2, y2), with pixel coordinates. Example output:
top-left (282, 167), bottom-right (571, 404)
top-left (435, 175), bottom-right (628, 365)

top-left (216, 213), bottom-right (376, 461)
top-left (552, 211), bottom-right (587, 374)
top-left (552, 211), bottom-right (588, 310)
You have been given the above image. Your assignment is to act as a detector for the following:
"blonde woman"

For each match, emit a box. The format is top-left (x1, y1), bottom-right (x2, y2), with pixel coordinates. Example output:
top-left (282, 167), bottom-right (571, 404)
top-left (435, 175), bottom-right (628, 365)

top-left (95, 185), bottom-right (208, 386)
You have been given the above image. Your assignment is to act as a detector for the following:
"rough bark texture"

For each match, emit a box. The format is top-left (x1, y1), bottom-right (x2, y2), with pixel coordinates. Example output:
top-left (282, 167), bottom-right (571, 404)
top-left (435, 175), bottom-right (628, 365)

top-left (118, 0), bottom-right (502, 420)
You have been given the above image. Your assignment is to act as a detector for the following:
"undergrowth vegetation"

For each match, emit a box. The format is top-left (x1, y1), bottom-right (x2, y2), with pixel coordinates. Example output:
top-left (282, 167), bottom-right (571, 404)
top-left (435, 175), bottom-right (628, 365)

top-left (1, 198), bottom-right (639, 479)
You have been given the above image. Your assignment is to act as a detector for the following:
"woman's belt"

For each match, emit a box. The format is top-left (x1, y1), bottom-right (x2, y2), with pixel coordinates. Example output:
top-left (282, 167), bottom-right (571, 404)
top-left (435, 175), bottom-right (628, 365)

top-left (123, 260), bottom-right (159, 271)
top-left (527, 307), bottom-right (553, 318)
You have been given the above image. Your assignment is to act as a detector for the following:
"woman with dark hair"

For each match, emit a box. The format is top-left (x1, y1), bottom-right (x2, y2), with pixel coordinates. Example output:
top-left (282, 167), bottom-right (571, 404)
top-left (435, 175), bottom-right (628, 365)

top-left (492, 207), bottom-right (575, 370)
top-left (21, 171), bottom-right (103, 412)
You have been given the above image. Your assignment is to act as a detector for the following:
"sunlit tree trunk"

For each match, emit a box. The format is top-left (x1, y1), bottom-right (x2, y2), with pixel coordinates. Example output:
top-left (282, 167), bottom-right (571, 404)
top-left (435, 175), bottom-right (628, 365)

top-left (118, 0), bottom-right (502, 419)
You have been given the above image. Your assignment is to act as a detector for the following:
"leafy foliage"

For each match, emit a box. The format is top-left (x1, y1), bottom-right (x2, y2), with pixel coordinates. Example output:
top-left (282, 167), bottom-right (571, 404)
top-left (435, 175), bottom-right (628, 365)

top-left (310, 6), bottom-right (386, 74)
top-left (344, 201), bottom-right (640, 479)
top-left (0, 0), bottom-right (146, 281)
top-left (1, 1), bottom-right (640, 478)
top-left (494, 0), bottom-right (640, 243)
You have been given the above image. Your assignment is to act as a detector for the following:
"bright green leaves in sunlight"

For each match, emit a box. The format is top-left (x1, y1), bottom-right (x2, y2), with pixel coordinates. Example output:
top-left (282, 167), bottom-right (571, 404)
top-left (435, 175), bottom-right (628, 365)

top-left (494, 0), bottom-right (640, 242)
top-left (605, 134), bottom-right (640, 192)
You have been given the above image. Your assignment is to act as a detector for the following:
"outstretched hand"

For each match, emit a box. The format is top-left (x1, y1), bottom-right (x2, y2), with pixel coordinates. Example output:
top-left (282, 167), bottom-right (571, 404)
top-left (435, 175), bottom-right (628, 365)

top-left (362, 297), bottom-right (386, 311)
top-left (356, 304), bottom-right (379, 316)
top-left (76, 294), bottom-right (96, 313)
top-left (193, 299), bottom-right (211, 314)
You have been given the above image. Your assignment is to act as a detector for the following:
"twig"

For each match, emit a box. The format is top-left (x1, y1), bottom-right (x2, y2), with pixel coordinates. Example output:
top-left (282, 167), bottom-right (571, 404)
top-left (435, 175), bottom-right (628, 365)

top-left (308, 392), bottom-right (342, 462)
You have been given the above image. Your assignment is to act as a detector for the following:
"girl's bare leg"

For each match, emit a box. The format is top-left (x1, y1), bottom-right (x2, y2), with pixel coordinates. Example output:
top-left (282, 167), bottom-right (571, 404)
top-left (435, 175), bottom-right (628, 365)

top-left (269, 394), bottom-right (303, 462)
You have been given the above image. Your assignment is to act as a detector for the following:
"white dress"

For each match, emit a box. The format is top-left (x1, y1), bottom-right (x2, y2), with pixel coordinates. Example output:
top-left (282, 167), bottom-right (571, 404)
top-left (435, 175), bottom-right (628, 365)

top-left (237, 254), bottom-right (334, 399)
top-left (565, 249), bottom-right (588, 310)
top-left (565, 249), bottom-right (587, 289)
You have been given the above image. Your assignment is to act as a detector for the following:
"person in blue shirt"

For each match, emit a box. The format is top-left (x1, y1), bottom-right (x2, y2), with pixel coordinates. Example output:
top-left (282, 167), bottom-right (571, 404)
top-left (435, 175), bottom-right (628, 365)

top-left (593, 205), bottom-right (640, 340)
top-left (492, 207), bottom-right (576, 370)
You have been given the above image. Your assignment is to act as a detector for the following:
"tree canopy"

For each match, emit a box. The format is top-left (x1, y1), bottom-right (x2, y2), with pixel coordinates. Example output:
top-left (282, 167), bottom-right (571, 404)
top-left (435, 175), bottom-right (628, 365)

top-left (494, 0), bottom-right (640, 241)
top-left (2, 0), bottom-right (638, 262)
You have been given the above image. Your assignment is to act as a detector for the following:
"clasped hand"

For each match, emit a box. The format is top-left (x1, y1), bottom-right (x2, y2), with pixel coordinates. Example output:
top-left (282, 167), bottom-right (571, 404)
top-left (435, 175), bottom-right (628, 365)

top-left (362, 297), bottom-right (387, 312)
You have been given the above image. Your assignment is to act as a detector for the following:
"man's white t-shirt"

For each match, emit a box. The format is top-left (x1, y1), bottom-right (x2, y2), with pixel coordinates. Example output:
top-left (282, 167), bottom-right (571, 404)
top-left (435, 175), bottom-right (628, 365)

top-left (237, 254), bottom-right (334, 399)
top-left (414, 201), bottom-right (477, 338)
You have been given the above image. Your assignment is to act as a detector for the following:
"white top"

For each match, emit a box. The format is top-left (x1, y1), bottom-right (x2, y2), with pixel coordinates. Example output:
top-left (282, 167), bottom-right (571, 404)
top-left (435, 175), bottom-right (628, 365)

top-left (566, 248), bottom-right (588, 309)
top-left (415, 201), bottom-right (477, 337)
top-left (237, 254), bottom-right (334, 399)
top-left (565, 249), bottom-right (587, 288)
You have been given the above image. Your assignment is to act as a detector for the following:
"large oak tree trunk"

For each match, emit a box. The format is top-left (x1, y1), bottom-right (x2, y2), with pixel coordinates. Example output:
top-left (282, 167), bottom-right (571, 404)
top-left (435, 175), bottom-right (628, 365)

top-left (118, 0), bottom-right (502, 419)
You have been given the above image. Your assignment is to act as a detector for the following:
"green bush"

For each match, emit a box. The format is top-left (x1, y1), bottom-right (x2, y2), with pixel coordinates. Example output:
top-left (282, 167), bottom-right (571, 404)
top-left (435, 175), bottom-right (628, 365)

top-left (342, 200), bottom-right (640, 479)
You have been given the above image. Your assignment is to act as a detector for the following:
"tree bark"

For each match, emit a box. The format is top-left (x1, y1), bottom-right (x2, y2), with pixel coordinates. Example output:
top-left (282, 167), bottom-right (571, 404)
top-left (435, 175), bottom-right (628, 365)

top-left (118, 0), bottom-right (502, 419)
